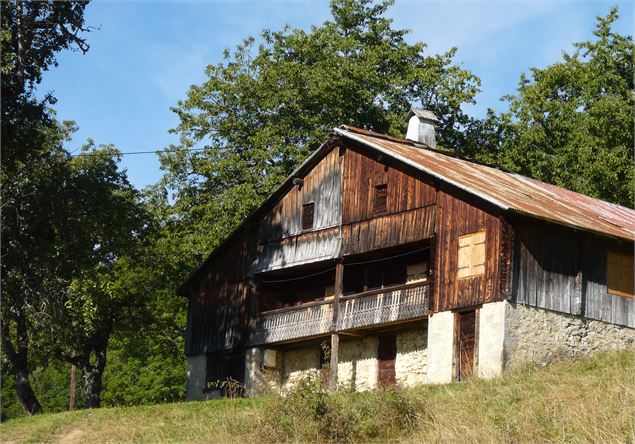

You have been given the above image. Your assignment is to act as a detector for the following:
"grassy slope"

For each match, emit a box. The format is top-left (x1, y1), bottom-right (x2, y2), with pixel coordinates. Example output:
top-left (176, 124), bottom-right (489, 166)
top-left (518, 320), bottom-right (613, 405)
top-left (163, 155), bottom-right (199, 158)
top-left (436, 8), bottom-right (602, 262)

top-left (2, 351), bottom-right (634, 443)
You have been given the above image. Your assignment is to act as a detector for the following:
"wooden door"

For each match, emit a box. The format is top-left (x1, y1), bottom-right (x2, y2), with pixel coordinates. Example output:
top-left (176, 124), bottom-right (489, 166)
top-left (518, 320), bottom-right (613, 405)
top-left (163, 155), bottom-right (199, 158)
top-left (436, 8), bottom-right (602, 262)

top-left (456, 310), bottom-right (476, 381)
top-left (378, 334), bottom-right (397, 386)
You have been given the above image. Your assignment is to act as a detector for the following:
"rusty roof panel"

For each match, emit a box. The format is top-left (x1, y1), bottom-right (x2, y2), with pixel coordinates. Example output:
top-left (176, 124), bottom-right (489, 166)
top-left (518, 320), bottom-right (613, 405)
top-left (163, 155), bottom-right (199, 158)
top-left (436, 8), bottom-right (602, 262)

top-left (336, 126), bottom-right (635, 241)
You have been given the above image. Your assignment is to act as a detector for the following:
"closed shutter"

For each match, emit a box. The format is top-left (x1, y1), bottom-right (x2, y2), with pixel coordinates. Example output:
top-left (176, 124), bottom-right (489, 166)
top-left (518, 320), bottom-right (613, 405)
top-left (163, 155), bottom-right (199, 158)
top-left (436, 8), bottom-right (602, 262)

top-left (607, 251), bottom-right (634, 299)
top-left (457, 231), bottom-right (486, 279)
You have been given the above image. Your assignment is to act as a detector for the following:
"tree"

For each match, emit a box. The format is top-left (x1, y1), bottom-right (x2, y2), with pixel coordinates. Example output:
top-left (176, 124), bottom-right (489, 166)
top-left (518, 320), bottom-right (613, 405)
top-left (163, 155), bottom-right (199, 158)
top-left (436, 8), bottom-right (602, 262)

top-left (1, 0), bottom-right (93, 414)
top-left (1, 118), bottom-right (76, 415)
top-left (482, 7), bottom-right (633, 207)
top-left (160, 0), bottom-right (481, 259)
top-left (38, 144), bottom-right (148, 409)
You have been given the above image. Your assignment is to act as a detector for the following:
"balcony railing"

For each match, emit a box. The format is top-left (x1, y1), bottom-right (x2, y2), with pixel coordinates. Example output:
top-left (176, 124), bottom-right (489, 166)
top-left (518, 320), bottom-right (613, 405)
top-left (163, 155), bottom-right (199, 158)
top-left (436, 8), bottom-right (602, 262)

top-left (337, 282), bottom-right (429, 331)
top-left (248, 282), bottom-right (429, 346)
top-left (248, 300), bottom-right (333, 346)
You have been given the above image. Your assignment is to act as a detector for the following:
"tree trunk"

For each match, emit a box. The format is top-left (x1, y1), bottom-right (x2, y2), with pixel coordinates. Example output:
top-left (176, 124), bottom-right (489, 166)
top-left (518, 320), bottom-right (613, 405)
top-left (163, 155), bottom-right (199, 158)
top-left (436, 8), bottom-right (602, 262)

top-left (1, 313), bottom-right (43, 415)
top-left (80, 321), bottom-right (112, 409)
top-left (14, 366), bottom-right (43, 415)
top-left (82, 365), bottom-right (103, 409)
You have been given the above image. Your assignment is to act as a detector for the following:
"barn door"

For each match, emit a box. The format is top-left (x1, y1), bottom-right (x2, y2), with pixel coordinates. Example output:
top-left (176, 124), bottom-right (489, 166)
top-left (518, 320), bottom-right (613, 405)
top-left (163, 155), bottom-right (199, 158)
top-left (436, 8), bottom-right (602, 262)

top-left (377, 334), bottom-right (397, 386)
top-left (455, 310), bottom-right (477, 381)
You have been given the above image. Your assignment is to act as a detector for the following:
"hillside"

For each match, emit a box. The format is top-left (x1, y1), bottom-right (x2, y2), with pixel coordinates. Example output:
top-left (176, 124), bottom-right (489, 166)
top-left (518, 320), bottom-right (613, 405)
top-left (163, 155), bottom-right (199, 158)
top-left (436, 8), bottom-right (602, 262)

top-left (2, 351), bottom-right (634, 443)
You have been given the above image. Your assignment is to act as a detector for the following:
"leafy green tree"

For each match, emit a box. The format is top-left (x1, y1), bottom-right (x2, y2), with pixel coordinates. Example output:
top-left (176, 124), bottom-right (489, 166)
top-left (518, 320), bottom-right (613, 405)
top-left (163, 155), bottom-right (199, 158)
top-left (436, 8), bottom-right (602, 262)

top-left (161, 0), bottom-right (481, 258)
top-left (31, 143), bottom-right (148, 409)
top-left (1, 0), bottom-right (91, 415)
top-left (482, 7), bottom-right (633, 206)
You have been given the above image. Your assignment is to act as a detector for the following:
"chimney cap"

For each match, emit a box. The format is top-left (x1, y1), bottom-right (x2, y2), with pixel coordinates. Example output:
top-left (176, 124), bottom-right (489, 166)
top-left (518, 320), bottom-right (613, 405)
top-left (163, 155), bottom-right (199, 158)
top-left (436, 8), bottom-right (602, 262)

top-left (407, 108), bottom-right (439, 123)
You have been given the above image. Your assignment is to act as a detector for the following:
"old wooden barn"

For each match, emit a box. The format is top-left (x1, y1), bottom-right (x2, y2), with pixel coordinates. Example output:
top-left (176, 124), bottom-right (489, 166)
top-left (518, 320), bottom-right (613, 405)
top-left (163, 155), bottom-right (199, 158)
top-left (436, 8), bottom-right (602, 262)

top-left (178, 110), bottom-right (635, 399)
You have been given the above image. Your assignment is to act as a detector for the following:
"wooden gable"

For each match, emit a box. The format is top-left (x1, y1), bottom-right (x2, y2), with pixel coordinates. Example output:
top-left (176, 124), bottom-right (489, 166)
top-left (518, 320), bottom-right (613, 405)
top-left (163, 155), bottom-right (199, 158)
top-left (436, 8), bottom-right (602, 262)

top-left (251, 147), bottom-right (344, 274)
top-left (340, 145), bottom-right (437, 256)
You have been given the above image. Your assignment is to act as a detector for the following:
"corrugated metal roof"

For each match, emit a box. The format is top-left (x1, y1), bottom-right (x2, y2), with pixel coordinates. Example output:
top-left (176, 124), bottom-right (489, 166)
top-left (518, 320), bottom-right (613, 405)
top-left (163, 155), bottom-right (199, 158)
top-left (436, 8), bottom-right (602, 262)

top-left (335, 126), bottom-right (635, 241)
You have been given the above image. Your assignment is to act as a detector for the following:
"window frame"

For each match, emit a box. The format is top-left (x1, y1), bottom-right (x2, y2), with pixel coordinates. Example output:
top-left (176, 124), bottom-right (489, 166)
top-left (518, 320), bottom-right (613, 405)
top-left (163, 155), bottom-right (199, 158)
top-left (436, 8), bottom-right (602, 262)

top-left (373, 183), bottom-right (388, 215)
top-left (301, 202), bottom-right (315, 231)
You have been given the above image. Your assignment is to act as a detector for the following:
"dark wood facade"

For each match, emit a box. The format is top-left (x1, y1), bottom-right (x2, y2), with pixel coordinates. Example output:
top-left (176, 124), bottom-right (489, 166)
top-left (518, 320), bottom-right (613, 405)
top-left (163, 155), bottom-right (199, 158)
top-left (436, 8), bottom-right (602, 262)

top-left (182, 133), bottom-right (635, 358)
top-left (434, 187), bottom-right (503, 312)
top-left (511, 219), bottom-right (635, 327)
top-left (184, 141), bottom-right (449, 356)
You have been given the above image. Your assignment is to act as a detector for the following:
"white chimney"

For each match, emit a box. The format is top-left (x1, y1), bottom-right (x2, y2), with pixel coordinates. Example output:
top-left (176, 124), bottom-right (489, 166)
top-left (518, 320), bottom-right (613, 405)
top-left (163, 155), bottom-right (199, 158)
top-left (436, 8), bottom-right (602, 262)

top-left (406, 108), bottom-right (439, 148)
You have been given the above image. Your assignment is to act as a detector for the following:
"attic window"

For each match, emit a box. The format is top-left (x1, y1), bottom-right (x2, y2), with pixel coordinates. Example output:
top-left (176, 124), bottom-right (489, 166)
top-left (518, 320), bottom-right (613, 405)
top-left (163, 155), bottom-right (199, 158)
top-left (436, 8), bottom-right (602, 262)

top-left (302, 202), bottom-right (315, 230)
top-left (374, 184), bottom-right (387, 214)
top-left (607, 250), bottom-right (634, 299)
top-left (457, 231), bottom-right (486, 279)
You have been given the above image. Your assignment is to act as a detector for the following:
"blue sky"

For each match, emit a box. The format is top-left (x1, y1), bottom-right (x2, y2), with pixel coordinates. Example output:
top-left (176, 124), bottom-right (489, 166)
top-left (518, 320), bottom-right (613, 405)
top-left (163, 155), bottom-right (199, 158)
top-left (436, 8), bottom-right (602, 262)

top-left (38, 0), bottom-right (633, 190)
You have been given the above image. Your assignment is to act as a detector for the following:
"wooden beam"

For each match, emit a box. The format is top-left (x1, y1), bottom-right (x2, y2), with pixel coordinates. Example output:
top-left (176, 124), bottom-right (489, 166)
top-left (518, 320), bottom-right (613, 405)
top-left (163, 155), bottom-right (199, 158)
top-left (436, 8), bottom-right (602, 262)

top-left (329, 261), bottom-right (344, 391)
top-left (339, 331), bottom-right (364, 337)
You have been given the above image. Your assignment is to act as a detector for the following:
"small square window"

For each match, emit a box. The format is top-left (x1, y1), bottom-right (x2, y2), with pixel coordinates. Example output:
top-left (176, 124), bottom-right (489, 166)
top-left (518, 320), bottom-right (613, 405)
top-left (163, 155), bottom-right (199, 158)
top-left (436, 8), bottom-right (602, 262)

top-left (607, 250), bottom-right (634, 299)
top-left (302, 202), bottom-right (314, 230)
top-left (457, 231), bottom-right (486, 279)
top-left (374, 184), bottom-right (387, 214)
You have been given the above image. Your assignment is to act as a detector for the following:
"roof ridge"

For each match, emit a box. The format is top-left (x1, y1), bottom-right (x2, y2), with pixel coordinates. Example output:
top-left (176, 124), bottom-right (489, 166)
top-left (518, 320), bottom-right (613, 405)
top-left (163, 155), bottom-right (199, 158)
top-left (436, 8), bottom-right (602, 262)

top-left (339, 125), bottom-right (514, 174)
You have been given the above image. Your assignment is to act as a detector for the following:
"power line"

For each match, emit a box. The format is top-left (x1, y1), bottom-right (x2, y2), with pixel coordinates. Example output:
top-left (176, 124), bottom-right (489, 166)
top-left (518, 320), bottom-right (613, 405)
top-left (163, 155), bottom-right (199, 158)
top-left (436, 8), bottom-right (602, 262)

top-left (70, 147), bottom-right (207, 157)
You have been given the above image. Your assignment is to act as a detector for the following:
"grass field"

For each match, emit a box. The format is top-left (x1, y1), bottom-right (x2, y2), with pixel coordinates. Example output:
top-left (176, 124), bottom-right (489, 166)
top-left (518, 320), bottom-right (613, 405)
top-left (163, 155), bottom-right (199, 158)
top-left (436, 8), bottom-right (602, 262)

top-left (2, 351), bottom-right (634, 443)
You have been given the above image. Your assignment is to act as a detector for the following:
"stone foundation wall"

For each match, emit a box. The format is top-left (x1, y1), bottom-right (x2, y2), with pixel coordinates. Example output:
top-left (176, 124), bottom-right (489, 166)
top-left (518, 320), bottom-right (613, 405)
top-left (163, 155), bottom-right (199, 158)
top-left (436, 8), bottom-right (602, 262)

top-left (477, 301), bottom-right (506, 378)
top-left (395, 327), bottom-right (427, 387)
top-left (185, 355), bottom-right (208, 401)
top-left (504, 302), bottom-right (635, 370)
top-left (281, 346), bottom-right (322, 393)
top-left (426, 311), bottom-right (454, 384)
top-left (242, 326), bottom-right (428, 395)
top-left (339, 336), bottom-right (379, 391)
top-left (245, 348), bottom-right (284, 396)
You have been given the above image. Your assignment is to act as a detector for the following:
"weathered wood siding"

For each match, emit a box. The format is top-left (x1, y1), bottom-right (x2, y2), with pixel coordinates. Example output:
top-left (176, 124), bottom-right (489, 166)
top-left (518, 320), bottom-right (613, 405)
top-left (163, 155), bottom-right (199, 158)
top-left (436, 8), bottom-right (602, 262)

top-left (511, 221), bottom-right (635, 328)
top-left (185, 232), bottom-right (257, 356)
top-left (512, 223), bottom-right (580, 315)
top-left (342, 206), bottom-right (435, 256)
top-left (259, 148), bottom-right (342, 240)
top-left (342, 147), bottom-right (436, 224)
top-left (434, 188), bottom-right (503, 312)
top-left (251, 227), bottom-right (341, 274)
top-left (340, 145), bottom-right (437, 256)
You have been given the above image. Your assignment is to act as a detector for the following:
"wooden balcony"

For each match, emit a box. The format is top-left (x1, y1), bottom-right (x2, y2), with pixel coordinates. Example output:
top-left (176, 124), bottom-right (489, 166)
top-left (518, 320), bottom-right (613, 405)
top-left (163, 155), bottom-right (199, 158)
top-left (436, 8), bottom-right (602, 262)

top-left (248, 282), bottom-right (429, 346)
top-left (337, 282), bottom-right (430, 331)
top-left (248, 300), bottom-right (334, 346)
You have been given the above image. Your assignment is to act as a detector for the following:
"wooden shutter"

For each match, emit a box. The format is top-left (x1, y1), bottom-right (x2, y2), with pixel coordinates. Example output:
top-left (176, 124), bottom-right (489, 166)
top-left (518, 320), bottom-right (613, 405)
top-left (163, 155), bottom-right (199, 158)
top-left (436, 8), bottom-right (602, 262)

top-left (457, 231), bottom-right (486, 279)
top-left (607, 251), bottom-right (634, 299)
top-left (302, 202), bottom-right (314, 230)
top-left (374, 184), bottom-right (387, 214)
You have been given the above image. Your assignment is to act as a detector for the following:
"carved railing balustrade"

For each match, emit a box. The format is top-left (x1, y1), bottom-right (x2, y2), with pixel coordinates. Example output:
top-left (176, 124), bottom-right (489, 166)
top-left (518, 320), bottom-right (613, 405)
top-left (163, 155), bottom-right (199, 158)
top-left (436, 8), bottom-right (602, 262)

top-left (248, 282), bottom-right (429, 346)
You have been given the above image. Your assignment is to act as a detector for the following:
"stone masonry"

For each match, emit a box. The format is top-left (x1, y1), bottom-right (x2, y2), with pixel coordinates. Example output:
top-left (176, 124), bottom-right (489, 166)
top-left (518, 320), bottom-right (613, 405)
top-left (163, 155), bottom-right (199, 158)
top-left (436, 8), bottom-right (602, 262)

top-left (242, 326), bottom-right (428, 396)
top-left (395, 327), bottom-right (427, 387)
top-left (185, 355), bottom-right (208, 401)
top-left (504, 301), bottom-right (635, 370)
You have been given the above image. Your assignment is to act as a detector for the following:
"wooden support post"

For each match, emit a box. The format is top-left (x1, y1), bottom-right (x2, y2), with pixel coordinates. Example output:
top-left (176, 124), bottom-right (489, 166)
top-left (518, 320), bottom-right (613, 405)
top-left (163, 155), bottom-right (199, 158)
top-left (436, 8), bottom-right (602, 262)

top-left (329, 333), bottom-right (339, 391)
top-left (69, 361), bottom-right (76, 411)
top-left (329, 261), bottom-right (344, 391)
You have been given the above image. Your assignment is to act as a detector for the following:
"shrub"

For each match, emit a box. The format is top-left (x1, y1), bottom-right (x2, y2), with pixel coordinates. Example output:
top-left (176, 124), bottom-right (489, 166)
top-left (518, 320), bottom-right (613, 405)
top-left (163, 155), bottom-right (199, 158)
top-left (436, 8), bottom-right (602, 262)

top-left (254, 375), bottom-right (426, 443)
